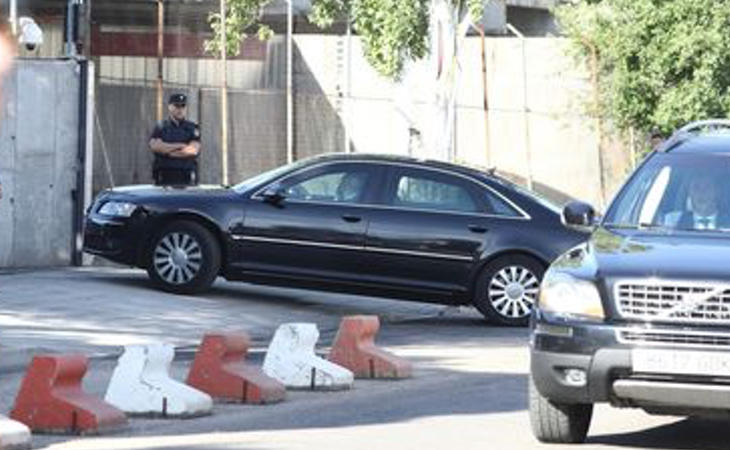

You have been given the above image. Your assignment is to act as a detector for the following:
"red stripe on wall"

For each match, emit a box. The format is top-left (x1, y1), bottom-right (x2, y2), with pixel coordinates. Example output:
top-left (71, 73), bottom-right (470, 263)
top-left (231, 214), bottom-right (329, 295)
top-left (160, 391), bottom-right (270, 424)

top-left (91, 28), bottom-right (266, 60)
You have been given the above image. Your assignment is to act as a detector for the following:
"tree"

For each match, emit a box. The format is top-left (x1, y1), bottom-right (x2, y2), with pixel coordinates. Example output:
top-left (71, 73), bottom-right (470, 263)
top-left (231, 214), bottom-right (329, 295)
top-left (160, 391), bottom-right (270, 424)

top-left (205, 0), bottom-right (274, 56)
top-left (207, 0), bottom-right (487, 160)
top-left (557, 0), bottom-right (730, 136)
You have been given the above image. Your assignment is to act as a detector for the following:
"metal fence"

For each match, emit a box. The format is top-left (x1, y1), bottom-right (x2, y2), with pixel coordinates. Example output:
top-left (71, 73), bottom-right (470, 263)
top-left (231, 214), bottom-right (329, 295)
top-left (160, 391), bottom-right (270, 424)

top-left (92, 35), bottom-right (633, 208)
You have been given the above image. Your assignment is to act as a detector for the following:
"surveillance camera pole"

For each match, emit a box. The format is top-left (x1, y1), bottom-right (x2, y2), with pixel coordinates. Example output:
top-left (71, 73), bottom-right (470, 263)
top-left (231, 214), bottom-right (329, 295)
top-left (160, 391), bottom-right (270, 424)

top-left (65, 0), bottom-right (79, 56)
top-left (64, 0), bottom-right (86, 57)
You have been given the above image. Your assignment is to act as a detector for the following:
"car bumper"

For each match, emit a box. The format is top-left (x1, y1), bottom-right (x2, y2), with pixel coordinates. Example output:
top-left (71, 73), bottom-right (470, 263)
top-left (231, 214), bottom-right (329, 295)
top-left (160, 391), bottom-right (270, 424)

top-left (531, 311), bottom-right (730, 412)
top-left (530, 316), bottom-right (628, 404)
top-left (83, 215), bottom-right (139, 266)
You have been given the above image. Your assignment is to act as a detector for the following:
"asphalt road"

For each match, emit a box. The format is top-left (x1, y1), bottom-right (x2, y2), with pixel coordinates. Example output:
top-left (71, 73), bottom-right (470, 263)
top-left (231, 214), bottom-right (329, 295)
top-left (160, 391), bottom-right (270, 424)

top-left (1, 267), bottom-right (729, 450)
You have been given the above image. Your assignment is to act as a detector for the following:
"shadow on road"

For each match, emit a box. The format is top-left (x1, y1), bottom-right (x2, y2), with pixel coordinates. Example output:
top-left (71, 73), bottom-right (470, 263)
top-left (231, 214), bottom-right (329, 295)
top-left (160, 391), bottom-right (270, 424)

top-left (589, 417), bottom-right (730, 449)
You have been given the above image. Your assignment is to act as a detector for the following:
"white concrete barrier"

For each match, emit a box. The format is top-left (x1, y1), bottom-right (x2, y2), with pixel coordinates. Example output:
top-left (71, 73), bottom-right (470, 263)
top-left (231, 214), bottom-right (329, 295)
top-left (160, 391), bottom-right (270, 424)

top-left (0, 415), bottom-right (31, 449)
top-left (263, 323), bottom-right (354, 390)
top-left (105, 343), bottom-right (212, 417)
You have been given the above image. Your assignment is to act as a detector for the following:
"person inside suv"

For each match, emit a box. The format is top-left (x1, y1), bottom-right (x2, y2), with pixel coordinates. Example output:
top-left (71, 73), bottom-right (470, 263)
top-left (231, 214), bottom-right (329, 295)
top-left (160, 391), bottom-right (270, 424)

top-left (678, 177), bottom-right (727, 230)
top-left (529, 120), bottom-right (730, 444)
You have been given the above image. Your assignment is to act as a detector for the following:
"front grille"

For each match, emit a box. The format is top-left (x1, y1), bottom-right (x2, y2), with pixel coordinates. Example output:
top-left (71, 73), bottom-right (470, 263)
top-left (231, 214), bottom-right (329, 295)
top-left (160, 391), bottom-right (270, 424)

top-left (615, 281), bottom-right (730, 324)
top-left (83, 234), bottom-right (110, 251)
top-left (617, 329), bottom-right (730, 349)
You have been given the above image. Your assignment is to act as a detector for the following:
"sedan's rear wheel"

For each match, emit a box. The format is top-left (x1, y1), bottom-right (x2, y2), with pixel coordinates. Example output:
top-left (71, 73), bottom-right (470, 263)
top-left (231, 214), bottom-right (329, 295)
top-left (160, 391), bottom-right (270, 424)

top-left (147, 221), bottom-right (220, 294)
top-left (473, 254), bottom-right (544, 326)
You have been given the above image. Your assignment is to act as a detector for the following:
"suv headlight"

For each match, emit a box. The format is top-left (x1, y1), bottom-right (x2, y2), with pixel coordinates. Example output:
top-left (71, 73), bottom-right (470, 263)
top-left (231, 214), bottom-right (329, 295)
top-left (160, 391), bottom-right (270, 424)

top-left (98, 201), bottom-right (137, 218)
top-left (538, 271), bottom-right (604, 321)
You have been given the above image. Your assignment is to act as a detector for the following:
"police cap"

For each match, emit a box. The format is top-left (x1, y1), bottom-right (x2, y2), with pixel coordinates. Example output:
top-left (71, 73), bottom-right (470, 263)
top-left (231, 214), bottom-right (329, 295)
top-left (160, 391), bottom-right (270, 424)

top-left (168, 93), bottom-right (187, 106)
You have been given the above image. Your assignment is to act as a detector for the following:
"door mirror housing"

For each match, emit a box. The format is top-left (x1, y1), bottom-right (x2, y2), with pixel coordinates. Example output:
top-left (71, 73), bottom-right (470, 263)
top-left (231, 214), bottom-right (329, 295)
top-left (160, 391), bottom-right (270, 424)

top-left (562, 201), bottom-right (597, 227)
top-left (261, 186), bottom-right (287, 204)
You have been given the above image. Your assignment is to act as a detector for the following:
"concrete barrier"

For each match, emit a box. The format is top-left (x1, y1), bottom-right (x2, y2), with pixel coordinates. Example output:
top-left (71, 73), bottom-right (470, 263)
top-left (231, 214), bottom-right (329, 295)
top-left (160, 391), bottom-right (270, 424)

top-left (187, 332), bottom-right (286, 404)
top-left (10, 355), bottom-right (127, 434)
top-left (329, 315), bottom-right (412, 379)
top-left (263, 323), bottom-right (353, 390)
top-left (0, 416), bottom-right (31, 449)
top-left (105, 343), bottom-right (212, 417)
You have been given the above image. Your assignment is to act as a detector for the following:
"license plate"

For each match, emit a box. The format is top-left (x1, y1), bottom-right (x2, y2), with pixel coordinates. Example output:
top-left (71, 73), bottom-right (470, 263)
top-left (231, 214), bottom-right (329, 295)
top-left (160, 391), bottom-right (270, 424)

top-left (632, 348), bottom-right (730, 377)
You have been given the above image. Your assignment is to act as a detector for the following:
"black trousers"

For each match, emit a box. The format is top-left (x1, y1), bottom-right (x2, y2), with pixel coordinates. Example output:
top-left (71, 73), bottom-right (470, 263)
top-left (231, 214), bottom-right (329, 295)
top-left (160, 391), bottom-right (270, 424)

top-left (154, 168), bottom-right (197, 186)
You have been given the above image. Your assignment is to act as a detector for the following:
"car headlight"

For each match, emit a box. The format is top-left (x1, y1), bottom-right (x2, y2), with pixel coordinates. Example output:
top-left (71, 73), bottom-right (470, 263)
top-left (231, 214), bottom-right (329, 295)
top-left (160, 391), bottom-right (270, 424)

top-left (98, 201), bottom-right (137, 217)
top-left (538, 271), bottom-right (604, 321)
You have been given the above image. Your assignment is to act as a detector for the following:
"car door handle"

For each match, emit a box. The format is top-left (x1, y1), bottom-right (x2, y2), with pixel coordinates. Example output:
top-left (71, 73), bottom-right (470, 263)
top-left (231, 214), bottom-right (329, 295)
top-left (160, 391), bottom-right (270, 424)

top-left (468, 224), bottom-right (489, 234)
top-left (342, 214), bottom-right (363, 223)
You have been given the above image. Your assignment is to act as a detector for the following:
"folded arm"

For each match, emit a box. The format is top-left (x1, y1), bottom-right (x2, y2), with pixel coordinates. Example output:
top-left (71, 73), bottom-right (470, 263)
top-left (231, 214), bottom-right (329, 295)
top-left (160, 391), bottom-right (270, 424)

top-left (167, 141), bottom-right (200, 158)
top-left (149, 138), bottom-right (186, 155)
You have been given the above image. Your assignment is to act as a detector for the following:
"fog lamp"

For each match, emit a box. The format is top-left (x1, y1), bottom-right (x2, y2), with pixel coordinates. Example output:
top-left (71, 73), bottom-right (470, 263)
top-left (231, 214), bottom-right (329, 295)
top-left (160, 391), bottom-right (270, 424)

top-left (563, 368), bottom-right (587, 387)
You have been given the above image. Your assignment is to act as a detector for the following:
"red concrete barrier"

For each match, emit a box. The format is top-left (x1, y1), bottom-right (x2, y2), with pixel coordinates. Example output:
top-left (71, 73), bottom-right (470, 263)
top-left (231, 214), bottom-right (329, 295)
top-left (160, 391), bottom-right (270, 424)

top-left (328, 315), bottom-right (412, 379)
top-left (186, 332), bottom-right (286, 404)
top-left (10, 355), bottom-right (127, 435)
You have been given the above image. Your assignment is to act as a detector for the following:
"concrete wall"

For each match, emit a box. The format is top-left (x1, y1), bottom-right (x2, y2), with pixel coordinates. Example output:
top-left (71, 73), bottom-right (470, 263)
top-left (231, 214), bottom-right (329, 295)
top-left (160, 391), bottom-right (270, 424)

top-left (293, 35), bottom-right (631, 208)
top-left (0, 59), bottom-right (82, 268)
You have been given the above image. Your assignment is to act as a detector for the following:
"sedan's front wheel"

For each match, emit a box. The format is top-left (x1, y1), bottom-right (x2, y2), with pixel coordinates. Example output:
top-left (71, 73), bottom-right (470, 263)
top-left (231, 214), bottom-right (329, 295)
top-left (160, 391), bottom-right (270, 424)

top-left (146, 221), bottom-right (221, 294)
top-left (473, 254), bottom-right (544, 326)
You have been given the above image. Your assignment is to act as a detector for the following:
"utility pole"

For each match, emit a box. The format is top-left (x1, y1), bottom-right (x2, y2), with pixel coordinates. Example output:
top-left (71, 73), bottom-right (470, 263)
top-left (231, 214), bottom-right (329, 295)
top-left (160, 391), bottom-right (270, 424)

top-left (156, 0), bottom-right (164, 121)
top-left (476, 24), bottom-right (490, 167)
top-left (344, 15), bottom-right (351, 153)
top-left (506, 23), bottom-right (533, 191)
top-left (9, 0), bottom-right (17, 35)
top-left (286, 0), bottom-right (294, 163)
top-left (220, 0), bottom-right (229, 185)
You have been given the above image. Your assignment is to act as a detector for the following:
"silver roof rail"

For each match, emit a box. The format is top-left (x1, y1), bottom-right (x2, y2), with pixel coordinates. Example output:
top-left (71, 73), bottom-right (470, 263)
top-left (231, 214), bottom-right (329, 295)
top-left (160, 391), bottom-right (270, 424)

top-left (675, 119), bottom-right (730, 135)
top-left (658, 119), bottom-right (730, 152)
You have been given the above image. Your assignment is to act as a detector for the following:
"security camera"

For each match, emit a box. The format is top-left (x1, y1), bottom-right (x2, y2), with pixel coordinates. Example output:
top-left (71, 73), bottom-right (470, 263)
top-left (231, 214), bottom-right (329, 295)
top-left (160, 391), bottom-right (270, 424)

top-left (18, 17), bottom-right (43, 52)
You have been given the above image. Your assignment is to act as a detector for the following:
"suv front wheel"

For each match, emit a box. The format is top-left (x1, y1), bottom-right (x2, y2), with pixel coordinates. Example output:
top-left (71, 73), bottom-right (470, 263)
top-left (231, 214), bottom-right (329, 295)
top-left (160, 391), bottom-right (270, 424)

top-left (529, 374), bottom-right (593, 444)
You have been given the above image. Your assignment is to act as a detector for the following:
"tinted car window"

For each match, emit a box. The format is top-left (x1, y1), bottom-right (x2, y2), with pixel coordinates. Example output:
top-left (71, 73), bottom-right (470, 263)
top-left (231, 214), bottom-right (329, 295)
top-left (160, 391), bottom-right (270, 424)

top-left (605, 153), bottom-right (730, 232)
top-left (282, 167), bottom-right (370, 204)
top-left (392, 173), bottom-right (478, 213)
top-left (484, 191), bottom-right (521, 217)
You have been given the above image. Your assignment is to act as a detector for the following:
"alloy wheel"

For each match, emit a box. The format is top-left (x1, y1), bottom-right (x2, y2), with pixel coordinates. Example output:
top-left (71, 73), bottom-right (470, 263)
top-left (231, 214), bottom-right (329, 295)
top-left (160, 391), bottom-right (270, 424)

top-left (487, 265), bottom-right (540, 319)
top-left (153, 232), bottom-right (203, 285)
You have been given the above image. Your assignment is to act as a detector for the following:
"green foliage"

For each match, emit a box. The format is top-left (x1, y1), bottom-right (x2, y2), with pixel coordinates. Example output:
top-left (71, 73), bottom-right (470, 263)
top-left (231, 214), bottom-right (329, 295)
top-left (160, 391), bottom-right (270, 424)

top-left (309, 0), bottom-right (429, 80)
top-left (204, 0), bottom-right (274, 57)
top-left (308, 0), bottom-right (486, 80)
top-left (557, 0), bottom-right (730, 135)
top-left (207, 0), bottom-right (488, 79)
top-left (466, 0), bottom-right (485, 25)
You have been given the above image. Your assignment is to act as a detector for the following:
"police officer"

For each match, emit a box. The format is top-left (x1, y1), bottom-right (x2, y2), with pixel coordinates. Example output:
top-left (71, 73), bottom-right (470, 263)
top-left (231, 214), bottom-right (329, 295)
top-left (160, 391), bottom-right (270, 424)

top-left (149, 93), bottom-right (201, 185)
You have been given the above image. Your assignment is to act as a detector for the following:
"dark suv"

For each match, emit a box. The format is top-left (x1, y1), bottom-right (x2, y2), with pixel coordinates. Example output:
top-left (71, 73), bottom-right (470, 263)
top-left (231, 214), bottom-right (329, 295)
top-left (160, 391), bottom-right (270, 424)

top-left (529, 120), bottom-right (730, 443)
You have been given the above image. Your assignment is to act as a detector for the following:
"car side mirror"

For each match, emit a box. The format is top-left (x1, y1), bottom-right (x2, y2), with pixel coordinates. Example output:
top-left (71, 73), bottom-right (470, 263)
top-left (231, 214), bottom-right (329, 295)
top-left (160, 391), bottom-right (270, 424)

top-left (261, 186), bottom-right (286, 205)
top-left (563, 201), bottom-right (597, 227)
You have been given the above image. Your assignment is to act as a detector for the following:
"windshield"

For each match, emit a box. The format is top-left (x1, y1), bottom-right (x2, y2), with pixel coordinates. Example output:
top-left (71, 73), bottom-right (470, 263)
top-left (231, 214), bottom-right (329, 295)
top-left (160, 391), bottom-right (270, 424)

top-left (604, 153), bottom-right (730, 232)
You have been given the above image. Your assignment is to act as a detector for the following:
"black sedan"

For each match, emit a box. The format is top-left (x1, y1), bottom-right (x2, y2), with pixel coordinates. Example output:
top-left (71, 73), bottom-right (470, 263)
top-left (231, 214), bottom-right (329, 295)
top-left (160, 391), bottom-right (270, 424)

top-left (84, 153), bottom-right (587, 325)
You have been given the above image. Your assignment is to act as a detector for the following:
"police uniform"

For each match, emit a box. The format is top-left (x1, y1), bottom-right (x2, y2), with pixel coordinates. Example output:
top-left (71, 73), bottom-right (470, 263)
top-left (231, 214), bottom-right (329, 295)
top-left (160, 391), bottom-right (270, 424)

top-left (151, 94), bottom-right (201, 185)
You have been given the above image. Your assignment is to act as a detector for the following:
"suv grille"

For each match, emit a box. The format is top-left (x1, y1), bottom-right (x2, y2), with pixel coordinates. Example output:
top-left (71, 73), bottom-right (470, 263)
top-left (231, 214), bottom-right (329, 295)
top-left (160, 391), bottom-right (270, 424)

top-left (615, 281), bottom-right (730, 324)
top-left (617, 329), bottom-right (730, 349)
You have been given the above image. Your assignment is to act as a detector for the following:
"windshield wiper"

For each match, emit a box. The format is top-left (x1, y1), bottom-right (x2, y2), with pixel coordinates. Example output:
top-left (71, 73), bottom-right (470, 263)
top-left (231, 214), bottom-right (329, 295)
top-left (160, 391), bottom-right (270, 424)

top-left (604, 222), bottom-right (670, 231)
top-left (603, 223), bottom-right (639, 230)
